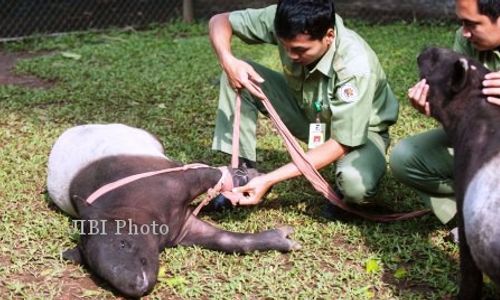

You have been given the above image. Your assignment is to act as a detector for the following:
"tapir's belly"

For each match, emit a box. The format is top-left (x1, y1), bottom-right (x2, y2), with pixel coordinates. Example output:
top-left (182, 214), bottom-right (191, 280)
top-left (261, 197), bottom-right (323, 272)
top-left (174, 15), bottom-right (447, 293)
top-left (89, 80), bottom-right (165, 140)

top-left (47, 124), bottom-right (167, 217)
top-left (463, 153), bottom-right (500, 283)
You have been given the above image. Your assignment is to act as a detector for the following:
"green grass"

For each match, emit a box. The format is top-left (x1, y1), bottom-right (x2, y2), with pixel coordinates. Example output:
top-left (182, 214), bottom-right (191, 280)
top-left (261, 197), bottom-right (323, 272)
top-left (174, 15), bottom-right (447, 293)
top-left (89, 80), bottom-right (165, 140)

top-left (0, 21), bottom-right (497, 299)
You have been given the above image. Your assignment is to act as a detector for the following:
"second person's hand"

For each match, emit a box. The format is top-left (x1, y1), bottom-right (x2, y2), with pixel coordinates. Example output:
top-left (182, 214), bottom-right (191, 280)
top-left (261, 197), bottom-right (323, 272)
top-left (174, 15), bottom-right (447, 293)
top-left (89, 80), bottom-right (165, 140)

top-left (408, 79), bottom-right (431, 116)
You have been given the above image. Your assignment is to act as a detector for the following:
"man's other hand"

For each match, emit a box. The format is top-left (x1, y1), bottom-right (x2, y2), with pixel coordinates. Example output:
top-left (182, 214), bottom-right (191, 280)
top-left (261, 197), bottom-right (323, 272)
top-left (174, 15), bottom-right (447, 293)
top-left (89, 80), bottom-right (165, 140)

top-left (483, 71), bottom-right (500, 106)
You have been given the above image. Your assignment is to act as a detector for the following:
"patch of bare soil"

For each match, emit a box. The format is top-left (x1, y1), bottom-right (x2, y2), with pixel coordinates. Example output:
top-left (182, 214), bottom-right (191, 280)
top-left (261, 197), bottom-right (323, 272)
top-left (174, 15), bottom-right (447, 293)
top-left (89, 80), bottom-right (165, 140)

top-left (55, 269), bottom-right (113, 299)
top-left (0, 51), bottom-right (55, 89)
top-left (2, 267), bottom-right (119, 299)
top-left (381, 266), bottom-right (443, 297)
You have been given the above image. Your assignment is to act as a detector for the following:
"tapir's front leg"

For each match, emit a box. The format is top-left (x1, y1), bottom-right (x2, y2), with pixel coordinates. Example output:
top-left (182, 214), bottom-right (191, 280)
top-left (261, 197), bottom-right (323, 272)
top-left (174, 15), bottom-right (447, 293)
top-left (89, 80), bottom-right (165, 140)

top-left (178, 216), bottom-right (301, 253)
top-left (182, 166), bottom-right (257, 205)
top-left (182, 167), bottom-right (225, 204)
top-left (457, 206), bottom-right (483, 299)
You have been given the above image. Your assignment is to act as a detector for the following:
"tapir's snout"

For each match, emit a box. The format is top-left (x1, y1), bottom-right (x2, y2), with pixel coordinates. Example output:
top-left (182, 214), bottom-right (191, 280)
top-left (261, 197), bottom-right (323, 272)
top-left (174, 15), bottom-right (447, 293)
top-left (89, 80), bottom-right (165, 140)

top-left (109, 263), bottom-right (157, 298)
top-left (125, 269), bottom-right (156, 297)
top-left (135, 270), bottom-right (153, 296)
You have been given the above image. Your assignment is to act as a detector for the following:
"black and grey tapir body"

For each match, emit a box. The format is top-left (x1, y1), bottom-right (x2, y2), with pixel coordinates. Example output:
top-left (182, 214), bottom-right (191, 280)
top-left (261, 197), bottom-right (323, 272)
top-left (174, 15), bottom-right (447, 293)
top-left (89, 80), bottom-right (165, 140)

top-left (47, 124), bottom-right (300, 297)
top-left (417, 47), bottom-right (500, 299)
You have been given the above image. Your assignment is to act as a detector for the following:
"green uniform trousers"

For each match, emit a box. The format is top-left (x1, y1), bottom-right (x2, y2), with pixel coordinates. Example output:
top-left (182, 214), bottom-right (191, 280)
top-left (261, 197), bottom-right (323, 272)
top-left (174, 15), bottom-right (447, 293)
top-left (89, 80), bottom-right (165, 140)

top-left (212, 61), bottom-right (390, 205)
top-left (389, 128), bottom-right (456, 224)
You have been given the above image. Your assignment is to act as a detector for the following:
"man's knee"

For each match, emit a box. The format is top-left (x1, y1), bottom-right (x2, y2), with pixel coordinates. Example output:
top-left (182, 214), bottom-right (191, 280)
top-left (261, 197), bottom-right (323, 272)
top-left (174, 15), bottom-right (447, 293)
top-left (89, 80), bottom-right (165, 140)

top-left (336, 167), bottom-right (378, 205)
top-left (389, 138), bottom-right (418, 184)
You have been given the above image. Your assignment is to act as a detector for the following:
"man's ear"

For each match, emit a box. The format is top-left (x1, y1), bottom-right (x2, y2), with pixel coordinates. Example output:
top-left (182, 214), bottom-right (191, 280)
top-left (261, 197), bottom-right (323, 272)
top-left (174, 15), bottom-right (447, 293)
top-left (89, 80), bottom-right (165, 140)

top-left (451, 58), bottom-right (469, 93)
top-left (325, 28), bottom-right (335, 46)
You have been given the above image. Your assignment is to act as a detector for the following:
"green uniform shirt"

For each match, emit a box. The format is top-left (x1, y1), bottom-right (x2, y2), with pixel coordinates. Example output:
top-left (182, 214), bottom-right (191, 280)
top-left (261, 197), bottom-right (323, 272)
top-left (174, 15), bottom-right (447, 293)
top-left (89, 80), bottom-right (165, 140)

top-left (229, 5), bottom-right (399, 147)
top-left (453, 28), bottom-right (500, 71)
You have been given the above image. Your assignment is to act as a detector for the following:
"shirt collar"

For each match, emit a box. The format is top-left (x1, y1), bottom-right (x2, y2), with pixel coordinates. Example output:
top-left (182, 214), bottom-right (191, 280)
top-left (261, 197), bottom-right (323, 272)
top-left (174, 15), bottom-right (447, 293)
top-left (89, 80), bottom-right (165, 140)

top-left (494, 48), bottom-right (500, 60)
top-left (309, 38), bottom-right (336, 77)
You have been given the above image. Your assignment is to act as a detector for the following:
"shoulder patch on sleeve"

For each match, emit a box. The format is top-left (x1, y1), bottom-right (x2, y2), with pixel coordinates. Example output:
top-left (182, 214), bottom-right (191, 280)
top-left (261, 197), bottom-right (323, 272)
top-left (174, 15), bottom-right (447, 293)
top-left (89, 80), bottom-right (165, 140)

top-left (337, 83), bottom-right (359, 103)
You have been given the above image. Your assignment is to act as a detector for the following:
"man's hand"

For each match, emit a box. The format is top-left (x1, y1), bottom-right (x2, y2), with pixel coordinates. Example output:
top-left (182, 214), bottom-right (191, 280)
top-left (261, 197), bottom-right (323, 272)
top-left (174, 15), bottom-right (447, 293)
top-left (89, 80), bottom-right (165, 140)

top-left (231, 173), bottom-right (273, 205)
top-left (408, 79), bottom-right (430, 116)
top-left (208, 13), bottom-right (266, 100)
top-left (222, 55), bottom-right (266, 100)
top-left (483, 71), bottom-right (500, 106)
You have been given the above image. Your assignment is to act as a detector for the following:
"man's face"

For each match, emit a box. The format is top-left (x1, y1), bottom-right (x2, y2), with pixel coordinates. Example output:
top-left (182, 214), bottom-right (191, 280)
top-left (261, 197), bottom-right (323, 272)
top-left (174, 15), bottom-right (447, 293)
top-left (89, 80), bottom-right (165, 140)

top-left (279, 29), bottom-right (334, 66)
top-left (456, 0), bottom-right (500, 51)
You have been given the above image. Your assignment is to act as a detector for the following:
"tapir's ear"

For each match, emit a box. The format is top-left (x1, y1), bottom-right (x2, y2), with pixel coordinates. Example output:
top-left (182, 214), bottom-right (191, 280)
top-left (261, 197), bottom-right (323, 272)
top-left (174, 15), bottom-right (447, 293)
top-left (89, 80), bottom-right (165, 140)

top-left (62, 247), bottom-right (83, 264)
top-left (451, 58), bottom-right (469, 93)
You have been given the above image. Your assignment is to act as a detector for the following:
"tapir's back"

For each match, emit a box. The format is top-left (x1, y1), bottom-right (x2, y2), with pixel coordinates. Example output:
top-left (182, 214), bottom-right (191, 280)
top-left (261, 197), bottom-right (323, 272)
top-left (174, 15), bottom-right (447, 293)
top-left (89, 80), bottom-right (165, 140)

top-left (47, 124), bottom-right (167, 217)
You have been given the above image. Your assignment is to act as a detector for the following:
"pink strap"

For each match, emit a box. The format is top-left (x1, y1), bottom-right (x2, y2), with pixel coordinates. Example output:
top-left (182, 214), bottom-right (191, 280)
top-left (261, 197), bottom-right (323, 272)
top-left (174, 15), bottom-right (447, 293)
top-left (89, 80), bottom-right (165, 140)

top-left (232, 85), bottom-right (429, 222)
top-left (231, 93), bottom-right (242, 169)
top-left (86, 163), bottom-right (210, 204)
top-left (191, 166), bottom-right (232, 216)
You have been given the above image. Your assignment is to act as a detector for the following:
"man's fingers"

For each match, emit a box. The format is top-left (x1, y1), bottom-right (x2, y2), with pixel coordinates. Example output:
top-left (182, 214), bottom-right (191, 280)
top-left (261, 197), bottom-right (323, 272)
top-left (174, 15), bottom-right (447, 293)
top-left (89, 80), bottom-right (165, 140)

top-left (237, 194), bottom-right (258, 206)
top-left (232, 79), bottom-right (264, 99)
top-left (487, 97), bottom-right (500, 106)
top-left (231, 82), bottom-right (242, 90)
top-left (408, 80), bottom-right (423, 101)
top-left (483, 79), bottom-right (500, 87)
top-left (483, 87), bottom-right (500, 96)
top-left (232, 185), bottom-right (248, 193)
top-left (407, 79), bottom-right (430, 116)
top-left (231, 185), bottom-right (262, 205)
top-left (413, 80), bottom-right (427, 106)
top-left (241, 80), bottom-right (266, 100)
top-left (421, 84), bottom-right (429, 104)
top-left (424, 102), bottom-right (431, 116)
top-left (220, 191), bottom-right (243, 206)
top-left (248, 69), bottom-right (265, 83)
top-left (484, 71), bottom-right (500, 80)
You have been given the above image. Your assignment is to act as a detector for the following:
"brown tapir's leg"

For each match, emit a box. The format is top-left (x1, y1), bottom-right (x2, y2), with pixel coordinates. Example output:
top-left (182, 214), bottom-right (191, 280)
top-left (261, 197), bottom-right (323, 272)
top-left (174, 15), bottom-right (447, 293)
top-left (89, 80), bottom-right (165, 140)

top-left (457, 206), bottom-right (483, 299)
top-left (178, 216), bottom-right (301, 253)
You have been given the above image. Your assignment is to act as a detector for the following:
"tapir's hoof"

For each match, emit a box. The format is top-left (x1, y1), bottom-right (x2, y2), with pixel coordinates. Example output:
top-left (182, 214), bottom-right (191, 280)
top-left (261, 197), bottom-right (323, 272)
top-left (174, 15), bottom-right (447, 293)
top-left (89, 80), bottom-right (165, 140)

top-left (274, 226), bottom-right (301, 251)
top-left (276, 225), bottom-right (294, 237)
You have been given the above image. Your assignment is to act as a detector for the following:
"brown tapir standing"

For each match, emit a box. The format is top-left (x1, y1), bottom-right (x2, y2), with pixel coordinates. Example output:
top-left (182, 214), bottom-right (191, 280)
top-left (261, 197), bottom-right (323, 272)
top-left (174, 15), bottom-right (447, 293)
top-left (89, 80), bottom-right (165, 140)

top-left (417, 47), bottom-right (500, 299)
top-left (47, 124), bottom-right (300, 297)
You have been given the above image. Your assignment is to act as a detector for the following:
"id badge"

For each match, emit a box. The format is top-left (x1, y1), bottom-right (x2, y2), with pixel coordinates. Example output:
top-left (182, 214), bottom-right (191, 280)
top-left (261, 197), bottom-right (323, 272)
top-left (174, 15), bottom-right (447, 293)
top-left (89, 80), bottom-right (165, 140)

top-left (308, 123), bottom-right (326, 149)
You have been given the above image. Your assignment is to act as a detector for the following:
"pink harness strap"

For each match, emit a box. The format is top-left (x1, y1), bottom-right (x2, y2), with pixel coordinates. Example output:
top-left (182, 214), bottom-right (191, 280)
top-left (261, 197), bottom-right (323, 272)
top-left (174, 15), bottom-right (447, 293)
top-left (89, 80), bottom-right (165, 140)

top-left (231, 92), bottom-right (242, 169)
top-left (85, 163), bottom-right (232, 216)
top-left (233, 86), bottom-right (429, 222)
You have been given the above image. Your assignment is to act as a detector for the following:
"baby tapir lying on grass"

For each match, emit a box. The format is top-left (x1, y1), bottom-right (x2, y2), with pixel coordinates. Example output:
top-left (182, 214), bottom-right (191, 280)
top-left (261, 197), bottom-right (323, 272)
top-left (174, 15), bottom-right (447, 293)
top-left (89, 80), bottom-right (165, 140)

top-left (47, 124), bottom-right (300, 297)
top-left (417, 47), bottom-right (500, 299)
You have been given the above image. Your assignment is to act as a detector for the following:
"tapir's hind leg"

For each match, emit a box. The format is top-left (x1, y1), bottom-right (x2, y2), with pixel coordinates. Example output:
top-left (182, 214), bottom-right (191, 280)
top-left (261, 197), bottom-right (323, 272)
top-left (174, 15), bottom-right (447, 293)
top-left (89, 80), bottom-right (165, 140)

top-left (178, 216), bottom-right (301, 253)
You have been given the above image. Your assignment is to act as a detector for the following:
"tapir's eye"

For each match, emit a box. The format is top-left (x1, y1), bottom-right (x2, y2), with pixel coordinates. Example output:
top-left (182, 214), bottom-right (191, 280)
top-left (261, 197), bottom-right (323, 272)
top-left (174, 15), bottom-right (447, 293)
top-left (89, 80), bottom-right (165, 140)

top-left (140, 258), bottom-right (147, 266)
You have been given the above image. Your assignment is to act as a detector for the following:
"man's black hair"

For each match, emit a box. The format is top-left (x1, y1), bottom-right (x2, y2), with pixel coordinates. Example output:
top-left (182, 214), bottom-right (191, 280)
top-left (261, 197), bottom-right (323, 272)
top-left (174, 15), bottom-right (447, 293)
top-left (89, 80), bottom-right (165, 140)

top-left (274, 0), bottom-right (336, 41)
top-left (478, 0), bottom-right (500, 21)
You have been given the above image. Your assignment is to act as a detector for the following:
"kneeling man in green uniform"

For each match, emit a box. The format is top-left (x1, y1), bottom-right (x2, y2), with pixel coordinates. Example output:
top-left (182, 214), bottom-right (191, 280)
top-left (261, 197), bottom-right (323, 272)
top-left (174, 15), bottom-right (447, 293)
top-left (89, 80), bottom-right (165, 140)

top-left (209, 0), bottom-right (399, 209)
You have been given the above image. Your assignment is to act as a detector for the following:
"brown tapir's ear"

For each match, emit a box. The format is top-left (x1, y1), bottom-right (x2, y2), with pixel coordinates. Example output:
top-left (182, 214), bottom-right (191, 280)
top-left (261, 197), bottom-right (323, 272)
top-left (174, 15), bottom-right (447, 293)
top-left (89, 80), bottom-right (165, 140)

top-left (451, 58), bottom-right (469, 93)
top-left (62, 247), bottom-right (83, 264)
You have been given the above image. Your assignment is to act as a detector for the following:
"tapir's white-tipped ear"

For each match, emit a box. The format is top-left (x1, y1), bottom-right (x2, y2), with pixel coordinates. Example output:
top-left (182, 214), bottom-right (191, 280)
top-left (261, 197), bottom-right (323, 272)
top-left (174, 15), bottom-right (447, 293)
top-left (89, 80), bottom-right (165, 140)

top-left (452, 58), bottom-right (469, 93)
top-left (459, 58), bottom-right (469, 71)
